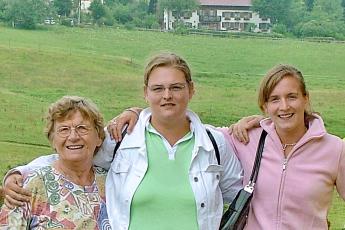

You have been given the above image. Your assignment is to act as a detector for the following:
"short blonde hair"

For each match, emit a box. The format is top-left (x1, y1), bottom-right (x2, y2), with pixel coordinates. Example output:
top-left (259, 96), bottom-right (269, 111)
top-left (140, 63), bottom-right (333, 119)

top-left (45, 96), bottom-right (105, 143)
top-left (144, 52), bottom-right (192, 86)
top-left (258, 64), bottom-right (311, 115)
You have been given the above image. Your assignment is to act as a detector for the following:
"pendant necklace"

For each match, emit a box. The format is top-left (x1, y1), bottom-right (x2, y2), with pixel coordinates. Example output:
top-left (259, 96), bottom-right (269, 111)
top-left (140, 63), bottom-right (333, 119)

top-left (282, 143), bottom-right (296, 151)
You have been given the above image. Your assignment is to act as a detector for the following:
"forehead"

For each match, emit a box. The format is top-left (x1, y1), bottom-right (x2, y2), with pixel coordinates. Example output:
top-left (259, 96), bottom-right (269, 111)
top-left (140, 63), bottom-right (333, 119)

top-left (55, 110), bottom-right (91, 125)
top-left (148, 66), bottom-right (186, 85)
top-left (269, 76), bottom-right (302, 96)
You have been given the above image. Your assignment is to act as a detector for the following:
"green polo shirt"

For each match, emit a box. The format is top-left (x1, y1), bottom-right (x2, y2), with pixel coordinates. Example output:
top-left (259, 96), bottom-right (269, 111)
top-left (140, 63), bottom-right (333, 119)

top-left (129, 128), bottom-right (198, 230)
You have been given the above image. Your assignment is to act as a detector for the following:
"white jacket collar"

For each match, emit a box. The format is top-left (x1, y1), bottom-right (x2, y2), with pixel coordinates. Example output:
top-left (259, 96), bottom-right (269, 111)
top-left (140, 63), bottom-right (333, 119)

top-left (119, 108), bottom-right (214, 152)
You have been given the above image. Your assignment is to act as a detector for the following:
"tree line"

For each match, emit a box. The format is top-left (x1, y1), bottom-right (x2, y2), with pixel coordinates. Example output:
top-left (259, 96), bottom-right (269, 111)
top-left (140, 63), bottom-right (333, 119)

top-left (253, 0), bottom-right (345, 39)
top-left (0, 0), bottom-right (345, 40)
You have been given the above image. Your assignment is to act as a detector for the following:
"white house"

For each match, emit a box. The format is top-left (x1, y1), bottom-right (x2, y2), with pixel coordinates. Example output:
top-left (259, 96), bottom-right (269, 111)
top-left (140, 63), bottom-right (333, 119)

top-left (164, 0), bottom-right (270, 32)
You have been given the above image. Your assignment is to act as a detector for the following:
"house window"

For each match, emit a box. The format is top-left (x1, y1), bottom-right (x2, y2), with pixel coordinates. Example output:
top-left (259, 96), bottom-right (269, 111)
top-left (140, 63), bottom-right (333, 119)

top-left (183, 11), bottom-right (192, 19)
top-left (222, 12), bottom-right (231, 20)
top-left (241, 12), bottom-right (252, 20)
top-left (259, 23), bottom-right (269, 31)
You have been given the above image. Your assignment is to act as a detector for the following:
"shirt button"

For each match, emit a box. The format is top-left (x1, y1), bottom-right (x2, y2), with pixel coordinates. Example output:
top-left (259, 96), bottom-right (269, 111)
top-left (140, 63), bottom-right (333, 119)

top-left (201, 203), bottom-right (205, 208)
top-left (194, 177), bottom-right (198, 182)
top-left (216, 174), bottom-right (220, 180)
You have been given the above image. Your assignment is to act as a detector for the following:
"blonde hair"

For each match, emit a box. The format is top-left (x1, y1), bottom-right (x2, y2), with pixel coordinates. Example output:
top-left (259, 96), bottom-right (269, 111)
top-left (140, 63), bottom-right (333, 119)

top-left (258, 64), bottom-right (311, 115)
top-left (45, 96), bottom-right (105, 143)
top-left (144, 52), bottom-right (192, 86)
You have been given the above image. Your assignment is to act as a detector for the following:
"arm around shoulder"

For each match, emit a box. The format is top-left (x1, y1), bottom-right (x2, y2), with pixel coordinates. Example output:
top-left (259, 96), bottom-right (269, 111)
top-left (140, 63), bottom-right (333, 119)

top-left (211, 128), bottom-right (243, 203)
top-left (93, 128), bottom-right (118, 170)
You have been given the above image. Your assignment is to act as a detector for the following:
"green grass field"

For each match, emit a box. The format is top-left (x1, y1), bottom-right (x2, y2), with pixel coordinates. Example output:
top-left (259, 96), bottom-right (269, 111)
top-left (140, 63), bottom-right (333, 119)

top-left (0, 25), bottom-right (344, 228)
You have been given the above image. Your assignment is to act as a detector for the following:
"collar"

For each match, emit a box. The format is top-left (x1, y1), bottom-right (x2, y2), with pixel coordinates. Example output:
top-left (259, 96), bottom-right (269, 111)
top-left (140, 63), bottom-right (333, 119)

top-left (119, 108), bottom-right (215, 153)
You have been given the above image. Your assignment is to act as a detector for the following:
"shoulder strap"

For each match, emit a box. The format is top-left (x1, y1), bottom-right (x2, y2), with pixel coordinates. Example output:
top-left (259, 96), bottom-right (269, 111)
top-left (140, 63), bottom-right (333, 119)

top-left (206, 129), bottom-right (220, 165)
top-left (249, 130), bottom-right (267, 184)
top-left (111, 126), bottom-right (128, 162)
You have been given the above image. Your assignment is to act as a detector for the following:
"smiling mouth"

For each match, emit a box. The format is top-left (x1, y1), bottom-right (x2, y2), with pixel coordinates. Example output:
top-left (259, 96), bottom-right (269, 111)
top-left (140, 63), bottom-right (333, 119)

top-left (278, 113), bottom-right (294, 119)
top-left (161, 103), bottom-right (175, 107)
top-left (66, 145), bottom-right (83, 150)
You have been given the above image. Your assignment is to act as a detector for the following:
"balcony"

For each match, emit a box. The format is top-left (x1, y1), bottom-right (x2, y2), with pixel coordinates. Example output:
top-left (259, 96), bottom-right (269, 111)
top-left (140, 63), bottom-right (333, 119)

top-left (199, 15), bottom-right (221, 22)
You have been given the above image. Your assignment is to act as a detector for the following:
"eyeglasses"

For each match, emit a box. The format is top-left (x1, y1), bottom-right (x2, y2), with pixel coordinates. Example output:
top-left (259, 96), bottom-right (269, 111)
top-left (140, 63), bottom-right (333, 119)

top-left (56, 124), bottom-right (92, 138)
top-left (148, 83), bottom-right (187, 94)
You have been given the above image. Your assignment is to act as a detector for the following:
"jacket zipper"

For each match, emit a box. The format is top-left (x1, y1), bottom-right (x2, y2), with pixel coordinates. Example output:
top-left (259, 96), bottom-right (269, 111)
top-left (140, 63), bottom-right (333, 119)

top-left (276, 150), bottom-right (295, 229)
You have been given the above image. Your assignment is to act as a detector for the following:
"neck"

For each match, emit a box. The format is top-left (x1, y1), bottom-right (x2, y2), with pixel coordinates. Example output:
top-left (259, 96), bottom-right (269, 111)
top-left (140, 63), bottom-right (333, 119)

top-left (150, 115), bottom-right (190, 146)
top-left (53, 160), bottom-right (94, 186)
top-left (276, 125), bottom-right (307, 147)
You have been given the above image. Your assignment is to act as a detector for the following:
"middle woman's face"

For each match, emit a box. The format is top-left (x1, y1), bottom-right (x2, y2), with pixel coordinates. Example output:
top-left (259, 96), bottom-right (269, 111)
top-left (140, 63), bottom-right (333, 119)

top-left (145, 66), bottom-right (194, 123)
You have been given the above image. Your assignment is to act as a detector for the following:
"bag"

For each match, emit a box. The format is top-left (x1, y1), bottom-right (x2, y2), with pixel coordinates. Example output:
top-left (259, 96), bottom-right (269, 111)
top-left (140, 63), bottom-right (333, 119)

top-left (220, 130), bottom-right (267, 230)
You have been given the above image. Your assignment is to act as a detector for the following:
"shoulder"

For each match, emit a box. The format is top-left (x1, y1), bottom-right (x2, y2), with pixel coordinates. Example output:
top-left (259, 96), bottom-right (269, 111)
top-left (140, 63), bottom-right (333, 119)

top-left (322, 133), bottom-right (345, 152)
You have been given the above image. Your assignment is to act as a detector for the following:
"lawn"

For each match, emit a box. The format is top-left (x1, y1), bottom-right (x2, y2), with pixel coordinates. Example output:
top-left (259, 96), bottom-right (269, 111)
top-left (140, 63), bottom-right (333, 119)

top-left (0, 25), bottom-right (344, 228)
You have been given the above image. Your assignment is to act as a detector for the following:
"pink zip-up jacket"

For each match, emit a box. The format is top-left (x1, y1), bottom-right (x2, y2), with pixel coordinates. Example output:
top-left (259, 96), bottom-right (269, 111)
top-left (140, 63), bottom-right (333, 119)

top-left (221, 114), bottom-right (345, 229)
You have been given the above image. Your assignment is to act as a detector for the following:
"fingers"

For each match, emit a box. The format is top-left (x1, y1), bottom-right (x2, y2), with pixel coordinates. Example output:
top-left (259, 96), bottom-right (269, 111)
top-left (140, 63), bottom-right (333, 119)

top-left (3, 173), bottom-right (31, 208)
top-left (4, 196), bottom-right (16, 209)
top-left (107, 110), bottom-right (139, 142)
top-left (4, 194), bottom-right (25, 208)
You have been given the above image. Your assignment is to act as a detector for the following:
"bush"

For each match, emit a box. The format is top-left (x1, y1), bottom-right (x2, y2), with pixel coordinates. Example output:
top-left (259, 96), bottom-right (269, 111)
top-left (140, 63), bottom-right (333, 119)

top-left (61, 17), bottom-right (74, 27)
top-left (272, 23), bottom-right (288, 34)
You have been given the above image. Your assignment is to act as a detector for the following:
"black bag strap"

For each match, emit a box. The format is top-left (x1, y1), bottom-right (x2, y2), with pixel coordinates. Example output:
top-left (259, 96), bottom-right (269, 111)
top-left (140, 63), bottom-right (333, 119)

top-left (249, 130), bottom-right (267, 184)
top-left (111, 126), bottom-right (128, 162)
top-left (206, 129), bottom-right (220, 165)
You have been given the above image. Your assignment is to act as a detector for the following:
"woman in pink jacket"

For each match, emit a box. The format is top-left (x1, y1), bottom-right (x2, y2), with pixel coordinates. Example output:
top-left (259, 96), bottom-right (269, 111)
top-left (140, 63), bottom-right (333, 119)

top-left (222, 64), bottom-right (345, 229)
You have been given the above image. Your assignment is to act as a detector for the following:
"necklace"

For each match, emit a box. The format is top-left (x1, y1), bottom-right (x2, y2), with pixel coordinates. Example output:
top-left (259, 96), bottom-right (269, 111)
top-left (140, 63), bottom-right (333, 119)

top-left (282, 143), bottom-right (296, 151)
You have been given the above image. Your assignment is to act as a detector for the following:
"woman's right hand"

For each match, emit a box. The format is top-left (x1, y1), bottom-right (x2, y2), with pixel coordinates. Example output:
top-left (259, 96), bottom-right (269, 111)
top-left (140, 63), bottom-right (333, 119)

top-left (3, 172), bottom-right (31, 209)
top-left (228, 115), bottom-right (265, 144)
top-left (107, 107), bottom-right (142, 142)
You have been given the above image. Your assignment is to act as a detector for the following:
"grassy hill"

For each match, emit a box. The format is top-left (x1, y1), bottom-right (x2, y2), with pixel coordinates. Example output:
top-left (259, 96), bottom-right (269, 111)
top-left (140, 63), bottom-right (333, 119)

top-left (0, 25), bottom-right (344, 228)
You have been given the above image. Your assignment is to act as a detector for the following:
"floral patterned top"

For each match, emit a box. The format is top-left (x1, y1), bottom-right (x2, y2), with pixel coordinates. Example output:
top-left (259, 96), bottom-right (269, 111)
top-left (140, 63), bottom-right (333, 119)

top-left (0, 166), bottom-right (111, 229)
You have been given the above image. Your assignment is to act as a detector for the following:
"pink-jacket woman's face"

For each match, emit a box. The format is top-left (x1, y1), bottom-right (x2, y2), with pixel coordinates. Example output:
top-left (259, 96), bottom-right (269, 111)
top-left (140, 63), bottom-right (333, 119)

top-left (264, 75), bottom-right (309, 135)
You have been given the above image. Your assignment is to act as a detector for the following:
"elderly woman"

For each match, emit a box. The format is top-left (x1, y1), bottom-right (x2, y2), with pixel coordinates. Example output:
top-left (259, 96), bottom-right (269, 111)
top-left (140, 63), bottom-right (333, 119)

top-left (101, 64), bottom-right (345, 229)
top-left (2, 53), bottom-right (243, 229)
top-left (0, 96), bottom-right (110, 229)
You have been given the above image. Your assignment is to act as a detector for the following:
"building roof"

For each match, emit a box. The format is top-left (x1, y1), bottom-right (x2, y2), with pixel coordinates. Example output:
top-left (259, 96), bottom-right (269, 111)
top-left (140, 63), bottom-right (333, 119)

top-left (198, 0), bottom-right (252, 7)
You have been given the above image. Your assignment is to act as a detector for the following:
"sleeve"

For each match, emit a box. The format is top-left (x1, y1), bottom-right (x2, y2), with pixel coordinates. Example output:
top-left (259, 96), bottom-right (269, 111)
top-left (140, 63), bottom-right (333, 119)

top-left (2, 154), bottom-right (58, 184)
top-left (336, 140), bottom-right (345, 200)
top-left (212, 128), bottom-right (243, 204)
top-left (93, 128), bottom-right (117, 170)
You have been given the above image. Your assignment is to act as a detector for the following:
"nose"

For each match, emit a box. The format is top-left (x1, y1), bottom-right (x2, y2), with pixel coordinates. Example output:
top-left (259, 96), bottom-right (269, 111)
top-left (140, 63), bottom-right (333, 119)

top-left (162, 88), bottom-right (172, 99)
top-left (67, 128), bottom-right (80, 140)
top-left (279, 98), bottom-right (290, 110)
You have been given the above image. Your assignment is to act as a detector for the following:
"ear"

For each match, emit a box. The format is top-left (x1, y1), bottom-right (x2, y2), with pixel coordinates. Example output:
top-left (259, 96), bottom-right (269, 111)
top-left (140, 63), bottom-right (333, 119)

top-left (188, 81), bottom-right (195, 100)
top-left (144, 85), bottom-right (148, 101)
top-left (96, 135), bottom-right (102, 147)
top-left (263, 103), bottom-right (268, 115)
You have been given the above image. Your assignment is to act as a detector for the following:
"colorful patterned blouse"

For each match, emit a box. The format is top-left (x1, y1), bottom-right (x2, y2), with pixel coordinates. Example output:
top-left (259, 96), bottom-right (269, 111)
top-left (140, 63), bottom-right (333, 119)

top-left (0, 166), bottom-right (111, 229)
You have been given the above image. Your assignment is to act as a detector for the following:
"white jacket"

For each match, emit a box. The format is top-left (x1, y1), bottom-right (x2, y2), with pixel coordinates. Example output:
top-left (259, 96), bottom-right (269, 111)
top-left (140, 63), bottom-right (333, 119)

top-left (94, 108), bottom-right (243, 230)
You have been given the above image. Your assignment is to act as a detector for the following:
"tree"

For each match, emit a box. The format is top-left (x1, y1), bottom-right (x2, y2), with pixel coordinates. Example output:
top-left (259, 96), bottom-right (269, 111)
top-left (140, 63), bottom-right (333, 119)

top-left (304, 0), bottom-right (314, 11)
top-left (342, 0), bottom-right (345, 21)
top-left (252, 0), bottom-right (293, 25)
top-left (89, 0), bottom-right (106, 24)
top-left (54, 0), bottom-right (73, 17)
top-left (2, 0), bottom-right (49, 29)
top-left (148, 0), bottom-right (157, 14)
top-left (159, 0), bottom-right (198, 21)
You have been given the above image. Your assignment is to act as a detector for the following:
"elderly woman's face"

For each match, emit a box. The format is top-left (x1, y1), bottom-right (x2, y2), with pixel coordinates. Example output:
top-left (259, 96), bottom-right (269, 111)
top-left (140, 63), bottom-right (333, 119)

top-left (52, 110), bottom-right (102, 164)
